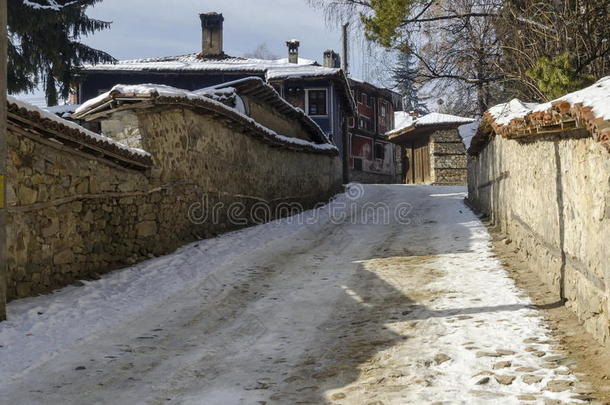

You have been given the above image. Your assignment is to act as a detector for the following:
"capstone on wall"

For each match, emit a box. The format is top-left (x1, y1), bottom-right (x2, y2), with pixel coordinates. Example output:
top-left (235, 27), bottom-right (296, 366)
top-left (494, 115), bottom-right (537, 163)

top-left (467, 131), bottom-right (610, 346)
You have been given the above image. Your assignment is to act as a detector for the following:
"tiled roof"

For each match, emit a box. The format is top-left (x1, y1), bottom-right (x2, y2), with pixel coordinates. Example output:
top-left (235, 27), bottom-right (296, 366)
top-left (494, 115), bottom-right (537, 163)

top-left (469, 76), bottom-right (610, 155)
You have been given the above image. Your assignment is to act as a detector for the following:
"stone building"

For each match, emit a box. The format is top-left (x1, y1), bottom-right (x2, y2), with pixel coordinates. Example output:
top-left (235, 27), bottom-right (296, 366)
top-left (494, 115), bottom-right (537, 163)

top-left (3, 78), bottom-right (341, 302)
top-left (467, 77), bottom-right (610, 346)
top-left (387, 112), bottom-right (474, 185)
top-left (76, 13), bottom-right (355, 159)
top-left (347, 78), bottom-right (402, 184)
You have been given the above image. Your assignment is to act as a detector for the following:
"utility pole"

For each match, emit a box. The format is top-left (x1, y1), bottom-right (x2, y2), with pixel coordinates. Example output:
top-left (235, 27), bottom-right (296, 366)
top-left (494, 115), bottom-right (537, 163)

top-left (341, 23), bottom-right (350, 185)
top-left (0, 0), bottom-right (7, 321)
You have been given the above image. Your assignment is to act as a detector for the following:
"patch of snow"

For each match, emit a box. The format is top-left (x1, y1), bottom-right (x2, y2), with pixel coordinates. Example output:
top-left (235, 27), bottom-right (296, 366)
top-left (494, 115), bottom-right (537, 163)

top-left (388, 112), bottom-right (475, 136)
top-left (274, 57), bottom-right (317, 66)
top-left (488, 76), bottom-right (610, 126)
top-left (458, 121), bottom-right (480, 148)
top-left (415, 112), bottom-right (476, 126)
top-left (43, 104), bottom-right (81, 119)
top-left (488, 99), bottom-right (545, 126)
top-left (83, 54), bottom-right (318, 74)
top-left (265, 65), bottom-right (340, 80)
top-left (393, 111), bottom-right (415, 130)
top-left (7, 96), bottom-right (151, 158)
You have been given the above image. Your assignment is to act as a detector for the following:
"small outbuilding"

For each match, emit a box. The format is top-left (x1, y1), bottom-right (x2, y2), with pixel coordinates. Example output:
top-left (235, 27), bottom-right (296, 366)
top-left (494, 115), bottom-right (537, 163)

top-left (387, 112), bottom-right (475, 185)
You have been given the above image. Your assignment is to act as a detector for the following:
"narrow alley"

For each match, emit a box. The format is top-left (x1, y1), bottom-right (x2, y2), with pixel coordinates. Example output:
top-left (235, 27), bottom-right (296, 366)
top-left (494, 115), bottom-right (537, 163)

top-left (0, 186), bottom-right (590, 404)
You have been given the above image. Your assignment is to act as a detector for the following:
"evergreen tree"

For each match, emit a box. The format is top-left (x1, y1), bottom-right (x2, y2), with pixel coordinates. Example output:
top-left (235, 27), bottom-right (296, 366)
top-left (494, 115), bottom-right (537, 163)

top-left (8, 0), bottom-right (115, 106)
top-left (526, 53), bottom-right (595, 100)
top-left (392, 51), bottom-right (428, 114)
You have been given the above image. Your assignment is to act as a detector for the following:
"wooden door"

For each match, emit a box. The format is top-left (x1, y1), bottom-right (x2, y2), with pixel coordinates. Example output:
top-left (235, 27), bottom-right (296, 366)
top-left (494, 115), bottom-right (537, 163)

top-left (403, 137), bottom-right (430, 184)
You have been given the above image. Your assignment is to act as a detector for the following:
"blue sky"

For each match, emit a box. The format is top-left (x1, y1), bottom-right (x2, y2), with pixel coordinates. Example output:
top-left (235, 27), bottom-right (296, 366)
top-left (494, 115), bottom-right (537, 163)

top-left (83, 0), bottom-right (344, 63)
top-left (18, 0), bottom-right (397, 106)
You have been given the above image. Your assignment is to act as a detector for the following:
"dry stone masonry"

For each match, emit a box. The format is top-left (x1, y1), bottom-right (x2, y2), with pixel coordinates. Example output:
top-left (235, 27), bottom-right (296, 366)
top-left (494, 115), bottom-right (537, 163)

top-left (5, 86), bottom-right (342, 301)
top-left (467, 78), bottom-right (610, 347)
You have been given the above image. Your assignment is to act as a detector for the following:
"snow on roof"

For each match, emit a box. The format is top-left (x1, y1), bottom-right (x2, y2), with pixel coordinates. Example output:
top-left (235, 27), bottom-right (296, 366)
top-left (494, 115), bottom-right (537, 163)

top-left (74, 83), bottom-right (338, 154)
top-left (75, 84), bottom-right (207, 116)
top-left (265, 65), bottom-right (341, 80)
top-left (82, 53), bottom-right (319, 74)
top-left (415, 113), bottom-right (476, 126)
top-left (488, 76), bottom-right (610, 127)
top-left (394, 111), bottom-right (415, 130)
top-left (387, 112), bottom-right (475, 137)
top-left (43, 104), bottom-right (81, 119)
top-left (8, 95), bottom-right (151, 159)
top-left (488, 99), bottom-right (546, 126)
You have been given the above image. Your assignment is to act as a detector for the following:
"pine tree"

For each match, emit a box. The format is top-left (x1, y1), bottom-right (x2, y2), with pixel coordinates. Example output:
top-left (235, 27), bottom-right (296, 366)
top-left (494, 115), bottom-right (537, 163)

top-left (392, 51), bottom-right (428, 114)
top-left (526, 53), bottom-right (595, 100)
top-left (8, 0), bottom-right (115, 106)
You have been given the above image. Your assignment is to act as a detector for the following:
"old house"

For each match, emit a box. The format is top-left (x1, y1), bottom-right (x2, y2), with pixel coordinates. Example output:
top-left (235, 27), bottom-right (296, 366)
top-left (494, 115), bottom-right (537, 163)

top-left (76, 13), bottom-right (355, 157)
top-left (348, 78), bottom-right (402, 184)
top-left (467, 77), bottom-right (610, 347)
top-left (5, 78), bottom-right (341, 301)
top-left (387, 112), bottom-right (474, 185)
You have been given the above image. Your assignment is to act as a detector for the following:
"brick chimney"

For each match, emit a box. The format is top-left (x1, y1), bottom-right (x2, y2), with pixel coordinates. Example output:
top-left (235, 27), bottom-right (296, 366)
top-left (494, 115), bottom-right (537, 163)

top-left (323, 50), bottom-right (341, 68)
top-left (286, 40), bottom-right (300, 64)
top-left (200, 12), bottom-right (224, 57)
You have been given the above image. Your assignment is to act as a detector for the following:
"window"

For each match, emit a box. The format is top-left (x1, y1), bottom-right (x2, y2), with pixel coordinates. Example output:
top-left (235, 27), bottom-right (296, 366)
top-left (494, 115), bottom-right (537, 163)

top-left (360, 92), bottom-right (367, 105)
top-left (380, 104), bottom-right (387, 117)
top-left (367, 95), bottom-right (374, 107)
top-left (307, 90), bottom-right (327, 116)
top-left (374, 143), bottom-right (385, 160)
top-left (359, 117), bottom-right (373, 132)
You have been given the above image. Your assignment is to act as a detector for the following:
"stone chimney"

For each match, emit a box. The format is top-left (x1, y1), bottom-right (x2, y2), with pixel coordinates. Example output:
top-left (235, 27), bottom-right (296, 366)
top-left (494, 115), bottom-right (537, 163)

top-left (200, 12), bottom-right (224, 57)
top-left (323, 50), bottom-right (341, 68)
top-left (286, 40), bottom-right (300, 64)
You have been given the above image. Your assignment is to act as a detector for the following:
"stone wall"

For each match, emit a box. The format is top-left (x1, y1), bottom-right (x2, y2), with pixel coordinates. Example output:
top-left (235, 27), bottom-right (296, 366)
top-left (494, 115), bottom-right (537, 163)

top-left (431, 129), bottom-right (468, 185)
top-left (467, 131), bottom-right (610, 346)
top-left (6, 106), bottom-right (342, 300)
top-left (100, 110), bottom-right (142, 149)
top-left (246, 97), bottom-right (311, 142)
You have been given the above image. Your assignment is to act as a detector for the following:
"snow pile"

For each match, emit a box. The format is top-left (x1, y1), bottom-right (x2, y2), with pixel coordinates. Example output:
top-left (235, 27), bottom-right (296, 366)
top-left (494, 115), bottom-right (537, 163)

top-left (7, 95), bottom-right (150, 158)
top-left (488, 76), bottom-right (610, 126)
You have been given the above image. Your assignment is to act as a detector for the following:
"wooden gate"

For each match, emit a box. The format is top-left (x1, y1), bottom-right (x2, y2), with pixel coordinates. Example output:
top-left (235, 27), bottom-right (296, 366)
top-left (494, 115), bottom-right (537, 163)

top-left (403, 136), bottom-right (431, 184)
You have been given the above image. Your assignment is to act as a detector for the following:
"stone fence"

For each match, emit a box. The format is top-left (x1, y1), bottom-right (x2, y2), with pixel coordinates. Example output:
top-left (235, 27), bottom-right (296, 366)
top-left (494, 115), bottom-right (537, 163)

top-left (5, 98), bottom-right (342, 301)
top-left (467, 90), bottom-right (610, 346)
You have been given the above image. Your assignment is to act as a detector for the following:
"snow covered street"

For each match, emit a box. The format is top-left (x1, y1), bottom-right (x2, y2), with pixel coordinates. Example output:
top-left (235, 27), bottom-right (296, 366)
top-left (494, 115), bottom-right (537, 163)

top-left (0, 185), bottom-right (589, 404)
